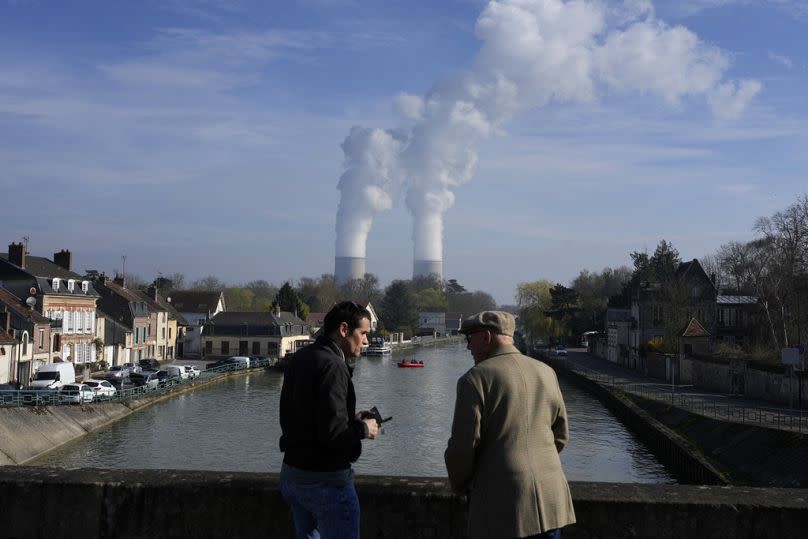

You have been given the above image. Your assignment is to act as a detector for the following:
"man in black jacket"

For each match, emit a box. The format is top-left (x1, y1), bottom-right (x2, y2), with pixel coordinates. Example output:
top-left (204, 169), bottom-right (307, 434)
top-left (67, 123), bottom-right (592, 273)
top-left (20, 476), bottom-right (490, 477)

top-left (279, 301), bottom-right (379, 539)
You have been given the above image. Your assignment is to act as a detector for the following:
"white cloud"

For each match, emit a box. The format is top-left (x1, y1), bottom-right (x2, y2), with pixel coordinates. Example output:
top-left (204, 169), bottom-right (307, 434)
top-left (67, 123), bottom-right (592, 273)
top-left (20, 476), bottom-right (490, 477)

top-left (707, 79), bottom-right (763, 121)
top-left (768, 51), bottom-right (794, 69)
top-left (717, 183), bottom-right (757, 194)
top-left (394, 92), bottom-right (424, 121)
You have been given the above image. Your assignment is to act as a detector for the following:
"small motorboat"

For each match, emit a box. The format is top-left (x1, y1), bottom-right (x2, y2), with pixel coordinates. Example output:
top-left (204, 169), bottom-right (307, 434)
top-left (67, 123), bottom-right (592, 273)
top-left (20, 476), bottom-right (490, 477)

top-left (397, 360), bottom-right (425, 368)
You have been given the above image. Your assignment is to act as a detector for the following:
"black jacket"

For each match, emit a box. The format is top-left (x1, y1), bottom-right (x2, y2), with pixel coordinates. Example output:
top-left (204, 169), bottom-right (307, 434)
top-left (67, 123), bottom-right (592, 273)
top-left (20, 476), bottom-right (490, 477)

top-left (279, 336), bottom-right (366, 471)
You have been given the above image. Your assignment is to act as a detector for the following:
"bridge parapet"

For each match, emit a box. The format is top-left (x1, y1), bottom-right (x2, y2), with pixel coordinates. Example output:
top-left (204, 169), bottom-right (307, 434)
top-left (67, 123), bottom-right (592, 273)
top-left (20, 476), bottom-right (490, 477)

top-left (2, 468), bottom-right (807, 538)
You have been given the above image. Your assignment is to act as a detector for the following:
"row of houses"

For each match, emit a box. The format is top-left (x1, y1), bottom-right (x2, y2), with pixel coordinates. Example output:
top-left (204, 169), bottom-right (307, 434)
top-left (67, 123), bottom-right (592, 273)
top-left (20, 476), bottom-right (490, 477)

top-left (605, 258), bottom-right (765, 366)
top-left (0, 241), bottom-right (315, 384)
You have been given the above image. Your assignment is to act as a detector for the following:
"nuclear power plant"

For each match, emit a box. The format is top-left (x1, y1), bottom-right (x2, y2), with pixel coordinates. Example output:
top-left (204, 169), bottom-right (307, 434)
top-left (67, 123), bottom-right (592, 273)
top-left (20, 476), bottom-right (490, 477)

top-left (334, 255), bottom-right (443, 285)
top-left (334, 256), bottom-right (366, 285)
top-left (413, 259), bottom-right (443, 280)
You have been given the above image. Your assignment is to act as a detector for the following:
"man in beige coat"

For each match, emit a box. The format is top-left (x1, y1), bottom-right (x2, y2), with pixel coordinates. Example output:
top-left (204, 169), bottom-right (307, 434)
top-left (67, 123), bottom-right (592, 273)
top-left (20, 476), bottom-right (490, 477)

top-left (445, 311), bottom-right (576, 539)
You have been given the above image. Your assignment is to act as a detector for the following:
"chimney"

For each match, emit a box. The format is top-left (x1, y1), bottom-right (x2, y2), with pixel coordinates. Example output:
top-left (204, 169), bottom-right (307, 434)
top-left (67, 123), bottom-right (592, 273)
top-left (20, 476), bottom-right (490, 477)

top-left (274, 304), bottom-right (281, 316)
top-left (98, 273), bottom-right (108, 285)
top-left (113, 273), bottom-right (125, 288)
top-left (147, 285), bottom-right (158, 301)
top-left (53, 249), bottom-right (73, 271)
top-left (0, 310), bottom-right (9, 333)
top-left (8, 242), bottom-right (25, 269)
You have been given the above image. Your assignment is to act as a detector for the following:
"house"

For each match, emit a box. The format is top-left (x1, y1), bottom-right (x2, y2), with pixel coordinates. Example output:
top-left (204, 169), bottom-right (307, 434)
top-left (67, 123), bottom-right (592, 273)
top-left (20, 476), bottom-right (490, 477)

top-left (445, 312), bottom-right (464, 335)
top-left (169, 291), bottom-right (226, 358)
top-left (93, 274), bottom-right (152, 364)
top-left (0, 243), bottom-right (100, 379)
top-left (418, 312), bottom-right (446, 336)
top-left (305, 312), bottom-right (326, 334)
top-left (202, 309), bottom-right (310, 359)
top-left (0, 288), bottom-right (55, 382)
top-left (142, 284), bottom-right (187, 362)
top-left (629, 258), bottom-right (717, 362)
top-left (0, 320), bottom-right (20, 385)
top-left (605, 307), bottom-right (632, 366)
top-left (715, 295), bottom-right (764, 349)
top-left (357, 301), bottom-right (379, 332)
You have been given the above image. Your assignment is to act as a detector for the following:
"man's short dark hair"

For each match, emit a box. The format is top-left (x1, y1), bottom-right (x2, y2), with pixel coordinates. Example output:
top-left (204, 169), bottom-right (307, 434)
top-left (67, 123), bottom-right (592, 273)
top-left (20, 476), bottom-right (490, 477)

top-left (323, 301), bottom-right (371, 334)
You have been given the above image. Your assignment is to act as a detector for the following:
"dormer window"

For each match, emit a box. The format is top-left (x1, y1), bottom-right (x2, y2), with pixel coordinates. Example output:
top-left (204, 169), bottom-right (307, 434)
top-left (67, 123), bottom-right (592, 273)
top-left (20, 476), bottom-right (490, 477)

top-left (67, 279), bottom-right (75, 292)
top-left (81, 281), bottom-right (89, 293)
top-left (52, 278), bottom-right (61, 291)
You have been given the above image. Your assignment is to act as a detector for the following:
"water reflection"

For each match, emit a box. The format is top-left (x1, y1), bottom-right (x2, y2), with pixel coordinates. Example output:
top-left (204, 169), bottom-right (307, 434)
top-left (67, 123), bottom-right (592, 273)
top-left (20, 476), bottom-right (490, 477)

top-left (34, 342), bottom-right (675, 483)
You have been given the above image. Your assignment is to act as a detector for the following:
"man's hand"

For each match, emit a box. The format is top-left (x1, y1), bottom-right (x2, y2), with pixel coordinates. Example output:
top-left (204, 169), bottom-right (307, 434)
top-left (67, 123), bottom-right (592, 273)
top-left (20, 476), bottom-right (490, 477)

top-left (363, 418), bottom-right (379, 439)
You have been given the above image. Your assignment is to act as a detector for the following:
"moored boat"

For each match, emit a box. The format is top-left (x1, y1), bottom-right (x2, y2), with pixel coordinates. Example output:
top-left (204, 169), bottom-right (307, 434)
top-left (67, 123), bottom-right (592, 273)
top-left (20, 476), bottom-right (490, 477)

top-left (363, 337), bottom-right (392, 356)
top-left (397, 360), bottom-right (424, 368)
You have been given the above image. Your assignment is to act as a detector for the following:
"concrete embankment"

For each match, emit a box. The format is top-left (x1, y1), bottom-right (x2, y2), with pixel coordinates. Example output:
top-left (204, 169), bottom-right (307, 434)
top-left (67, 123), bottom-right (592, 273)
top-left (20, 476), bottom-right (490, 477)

top-left (0, 373), bottom-right (237, 465)
top-left (544, 354), bottom-right (808, 487)
top-left (1, 467), bottom-right (807, 539)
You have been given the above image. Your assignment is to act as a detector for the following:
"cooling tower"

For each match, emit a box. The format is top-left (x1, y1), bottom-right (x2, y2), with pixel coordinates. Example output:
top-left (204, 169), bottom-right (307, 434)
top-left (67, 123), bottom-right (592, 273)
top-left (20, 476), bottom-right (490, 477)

top-left (413, 259), bottom-right (443, 281)
top-left (335, 256), bottom-right (366, 285)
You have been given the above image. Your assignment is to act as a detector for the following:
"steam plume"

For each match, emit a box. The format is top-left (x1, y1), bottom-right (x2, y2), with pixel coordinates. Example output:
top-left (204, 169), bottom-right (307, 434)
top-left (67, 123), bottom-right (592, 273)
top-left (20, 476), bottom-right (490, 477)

top-left (334, 0), bottom-right (761, 274)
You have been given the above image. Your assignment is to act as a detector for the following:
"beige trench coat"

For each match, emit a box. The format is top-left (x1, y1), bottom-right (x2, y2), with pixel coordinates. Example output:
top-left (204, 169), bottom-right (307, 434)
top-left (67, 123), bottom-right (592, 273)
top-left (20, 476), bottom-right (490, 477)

top-left (445, 344), bottom-right (576, 538)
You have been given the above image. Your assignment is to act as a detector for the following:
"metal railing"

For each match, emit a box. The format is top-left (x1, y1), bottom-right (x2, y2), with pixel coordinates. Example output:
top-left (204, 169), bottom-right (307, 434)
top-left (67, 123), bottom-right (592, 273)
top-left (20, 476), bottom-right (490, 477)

top-left (0, 359), bottom-right (276, 408)
top-left (542, 354), bottom-right (808, 434)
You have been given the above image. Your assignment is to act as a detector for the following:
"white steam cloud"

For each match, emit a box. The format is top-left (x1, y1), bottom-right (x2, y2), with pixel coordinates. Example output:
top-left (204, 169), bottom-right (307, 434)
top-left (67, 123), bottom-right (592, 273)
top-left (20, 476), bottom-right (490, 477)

top-left (334, 0), bottom-right (761, 267)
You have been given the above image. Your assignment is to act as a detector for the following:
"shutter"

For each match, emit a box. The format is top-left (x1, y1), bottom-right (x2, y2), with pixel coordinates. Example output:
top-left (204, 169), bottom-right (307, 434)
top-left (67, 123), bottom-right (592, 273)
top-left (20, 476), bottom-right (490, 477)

top-left (91, 344), bottom-right (96, 363)
top-left (62, 312), bottom-right (68, 332)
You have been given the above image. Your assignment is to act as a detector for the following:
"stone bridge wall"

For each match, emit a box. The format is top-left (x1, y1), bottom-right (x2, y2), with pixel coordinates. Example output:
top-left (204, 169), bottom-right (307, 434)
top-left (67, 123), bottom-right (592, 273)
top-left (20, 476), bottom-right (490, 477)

top-left (1, 468), bottom-right (806, 539)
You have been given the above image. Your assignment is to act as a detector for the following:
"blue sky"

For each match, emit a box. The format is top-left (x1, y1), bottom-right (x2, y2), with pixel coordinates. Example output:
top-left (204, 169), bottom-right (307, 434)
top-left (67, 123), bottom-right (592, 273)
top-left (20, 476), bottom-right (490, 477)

top-left (1, 0), bottom-right (806, 305)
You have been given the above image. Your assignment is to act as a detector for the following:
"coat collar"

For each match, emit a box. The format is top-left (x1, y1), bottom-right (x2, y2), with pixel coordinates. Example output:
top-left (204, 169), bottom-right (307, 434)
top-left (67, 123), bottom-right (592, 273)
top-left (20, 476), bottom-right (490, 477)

top-left (485, 343), bottom-right (521, 360)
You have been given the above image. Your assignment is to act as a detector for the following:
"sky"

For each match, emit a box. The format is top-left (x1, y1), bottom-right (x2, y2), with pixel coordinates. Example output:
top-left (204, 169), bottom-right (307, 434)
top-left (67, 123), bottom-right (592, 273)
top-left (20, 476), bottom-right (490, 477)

top-left (1, 0), bottom-right (806, 305)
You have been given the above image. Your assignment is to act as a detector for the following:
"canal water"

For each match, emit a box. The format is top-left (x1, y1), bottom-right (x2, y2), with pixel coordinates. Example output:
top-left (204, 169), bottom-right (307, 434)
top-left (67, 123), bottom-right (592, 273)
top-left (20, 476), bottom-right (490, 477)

top-left (33, 342), bottom-right (676, 483)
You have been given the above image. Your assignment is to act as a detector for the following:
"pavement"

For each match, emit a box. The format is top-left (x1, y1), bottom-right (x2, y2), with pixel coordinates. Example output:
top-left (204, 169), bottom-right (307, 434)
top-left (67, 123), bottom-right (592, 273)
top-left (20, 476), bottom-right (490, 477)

top-left (542, 348), bottom-right (808, 434)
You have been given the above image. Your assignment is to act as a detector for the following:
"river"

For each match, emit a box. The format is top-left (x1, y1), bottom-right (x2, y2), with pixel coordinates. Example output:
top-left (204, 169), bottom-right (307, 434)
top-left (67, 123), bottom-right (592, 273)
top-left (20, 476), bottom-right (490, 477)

top-left (33, 342), bottom-right (676, 483)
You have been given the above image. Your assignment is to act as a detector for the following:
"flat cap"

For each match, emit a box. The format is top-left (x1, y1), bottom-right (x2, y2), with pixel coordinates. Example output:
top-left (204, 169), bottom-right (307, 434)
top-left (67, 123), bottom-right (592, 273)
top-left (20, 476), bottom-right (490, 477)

top-left (459, 310), bottom-right (515, 337)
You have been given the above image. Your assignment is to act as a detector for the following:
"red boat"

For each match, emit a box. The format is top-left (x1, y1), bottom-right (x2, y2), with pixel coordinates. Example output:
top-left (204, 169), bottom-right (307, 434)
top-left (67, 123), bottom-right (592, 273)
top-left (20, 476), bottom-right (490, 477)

top-left (397, 360), bottom-right (424, 368)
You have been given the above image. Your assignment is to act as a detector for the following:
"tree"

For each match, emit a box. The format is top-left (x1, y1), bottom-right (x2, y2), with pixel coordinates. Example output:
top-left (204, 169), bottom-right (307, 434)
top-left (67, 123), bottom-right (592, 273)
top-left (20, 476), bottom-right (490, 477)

top-left (447, 290), bottom-right (496, 314)
top-left (414, 288), bottom-right (448, 312)
top-left (516, 280), bottom-right (558, 345)
top-left (410, 274), bottom-right (443, 293)
top-left (445, 279), bottom-right (467, 294)
top-left (190, 275), bottom-right (227, 292)
top-left (272, 282), bottom-right (310, 320)
top-left (379, 280), bottom-right (418, 336)
top-left (547, 284), bottom-right (579, 320)
top-left (225, 286), bottom-right (255, 311)
top-left (340, 273), bottom-right (383, 306)
top-left (245, 280), bottom-right (278, 310)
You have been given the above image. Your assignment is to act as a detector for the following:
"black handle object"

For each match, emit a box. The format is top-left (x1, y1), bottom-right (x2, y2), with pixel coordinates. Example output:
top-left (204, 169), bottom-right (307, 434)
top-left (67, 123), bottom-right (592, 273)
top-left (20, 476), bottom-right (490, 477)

top-left (369, 406), bottom-right (392, 424)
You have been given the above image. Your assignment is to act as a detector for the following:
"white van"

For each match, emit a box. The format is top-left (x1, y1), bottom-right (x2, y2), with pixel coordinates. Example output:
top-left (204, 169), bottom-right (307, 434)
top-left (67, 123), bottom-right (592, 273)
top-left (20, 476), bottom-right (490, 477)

top-left (30, 362), bottom-right (76, 390)
top-left (228, 356), bottom-right (251, 369)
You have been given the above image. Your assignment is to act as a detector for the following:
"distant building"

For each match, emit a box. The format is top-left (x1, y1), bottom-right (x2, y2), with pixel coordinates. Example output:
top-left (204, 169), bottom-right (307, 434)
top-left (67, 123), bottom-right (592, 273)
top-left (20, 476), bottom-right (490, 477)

top-left (0, 288), bottom-right (55, 383)
top-left (0, 242), bottom-right (99, 380)
top-left (169, 291), bottom-right (226, 358)
top-left (94, 275), bottom-right (152, 364)
top-left (202, 310), bottom-right (310, 359)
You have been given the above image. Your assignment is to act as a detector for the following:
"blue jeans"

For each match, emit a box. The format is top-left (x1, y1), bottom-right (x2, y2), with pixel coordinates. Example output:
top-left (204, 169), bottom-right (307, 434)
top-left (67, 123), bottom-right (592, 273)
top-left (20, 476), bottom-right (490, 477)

top-left (524, 530), bottom-right (561, 539)
top-left (280, 478), bottom-right (360, 539)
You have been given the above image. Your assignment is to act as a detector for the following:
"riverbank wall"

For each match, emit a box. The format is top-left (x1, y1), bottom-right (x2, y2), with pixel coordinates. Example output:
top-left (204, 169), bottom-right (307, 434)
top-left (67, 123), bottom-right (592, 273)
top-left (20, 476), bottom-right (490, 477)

top-left (542, 354), bottom-right (808, 487)
top-left (1, 467), bottom-right (806, 539)
top-left (0, 372), bottom-right (244, 465)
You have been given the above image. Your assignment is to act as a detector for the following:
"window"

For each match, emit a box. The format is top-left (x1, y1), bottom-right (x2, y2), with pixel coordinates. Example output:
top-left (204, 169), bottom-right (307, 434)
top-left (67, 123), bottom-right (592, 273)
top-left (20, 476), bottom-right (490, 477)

top-left (65, 311), bottom-right (73, 333)
top-left (52, 278), bottom-right (60, 291)
top-left (205, 341), bottom-right (213, 353)
top-left (169, 328), bottom-right (172, 340)
top-left (135, 328), bottom-right (139, 344)
top-left (81, 281), bottom-right (89, 293)
top-left (22, 333), bottom-right (28, 356)
top-left (252, 342), bottom-right (260, 355)
top-left (86, 312), bottom-right (93, 333)
top-left (67, 279), bottom-right (75, 292)
top-left (221, 341), bottom-right (230, 354)
top-left (39, 329), bottom-right (45, 350)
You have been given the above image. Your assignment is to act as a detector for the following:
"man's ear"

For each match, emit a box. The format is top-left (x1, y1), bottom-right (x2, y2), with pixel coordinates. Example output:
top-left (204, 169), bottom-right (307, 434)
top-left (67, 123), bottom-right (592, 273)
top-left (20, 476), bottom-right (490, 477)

top-left (338, 321), bottom-right (349, 337)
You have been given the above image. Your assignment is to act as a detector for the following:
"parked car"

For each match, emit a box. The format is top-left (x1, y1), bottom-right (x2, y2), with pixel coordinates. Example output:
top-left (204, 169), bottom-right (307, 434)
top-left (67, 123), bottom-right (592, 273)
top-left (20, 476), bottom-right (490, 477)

top-left (183, 365), bottom-right (201, 379)
top-left (554, 346), bottom-right (568, 357)
top-left (122, 362), bottom-right (142, 373)
top-left (205, 358), bottom-right (240, 371)
top-left (109, 376), bottom-right (138, 391)
top-left (227, 356), bottom-right (251, 370)
top-left (249, 355), bottom-right (270, 368)
top-left (138, 358), bottom-right (160, 371)
top-left (84, 380), bottom-right (117, 400)
top-left (164, 365), bottom-right (189, 381)
top-left (59, 383), bottom-right (94, 404)
top-left (129, 371), bottom-right (160, 390)
top-left (154, 369), bottom-right (181, 388)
